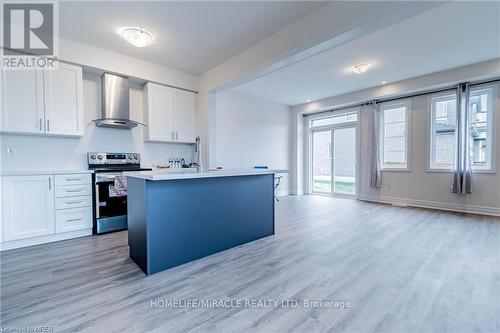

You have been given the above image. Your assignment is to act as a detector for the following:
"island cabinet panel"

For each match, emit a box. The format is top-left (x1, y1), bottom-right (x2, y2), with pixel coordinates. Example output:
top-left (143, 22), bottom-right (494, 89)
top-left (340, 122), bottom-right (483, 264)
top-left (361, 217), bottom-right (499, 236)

top-left (127, 174), bottom-right (275, 275)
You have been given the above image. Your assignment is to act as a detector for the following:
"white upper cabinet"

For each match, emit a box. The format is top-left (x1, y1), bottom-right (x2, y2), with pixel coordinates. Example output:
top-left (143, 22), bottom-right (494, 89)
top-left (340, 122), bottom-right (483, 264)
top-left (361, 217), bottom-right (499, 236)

top-left (43, 63), bottom-right (84, 136)
top-left (0, 69), bottom-right (45, 134)
top-left (2, 175), bottom-right (55, 241)
top-left (173, 88), bottom-right (196, 143)
top-left (0, 62), bottom-right (84, 137)
top-left (144, 82), bottom-right (196, 143)
top-left (144, 83), bottom-right (175, 142)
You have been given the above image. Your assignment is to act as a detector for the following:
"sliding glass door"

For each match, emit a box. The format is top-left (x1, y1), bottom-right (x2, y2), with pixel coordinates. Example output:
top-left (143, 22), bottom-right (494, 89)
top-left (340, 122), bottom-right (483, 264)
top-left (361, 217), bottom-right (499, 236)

top-left (333, 127), bottom-right (356, 195)
top-left (310, 111), bottom-right (357, 196)
top-left (312, 130), bottom-right (332, 193)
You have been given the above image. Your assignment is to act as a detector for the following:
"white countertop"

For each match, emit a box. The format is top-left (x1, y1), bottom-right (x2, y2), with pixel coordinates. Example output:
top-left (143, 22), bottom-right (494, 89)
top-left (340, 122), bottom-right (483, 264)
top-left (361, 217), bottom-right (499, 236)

top-left (125, 169), bottom-right (284, 181)
top-left (0, 170), bottom-right (94, 176)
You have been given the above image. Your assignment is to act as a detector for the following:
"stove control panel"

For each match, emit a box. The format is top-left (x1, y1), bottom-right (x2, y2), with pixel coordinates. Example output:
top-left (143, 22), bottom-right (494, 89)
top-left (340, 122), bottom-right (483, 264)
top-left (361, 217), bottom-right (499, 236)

top-left (88, 152), bottom-right (140, 166)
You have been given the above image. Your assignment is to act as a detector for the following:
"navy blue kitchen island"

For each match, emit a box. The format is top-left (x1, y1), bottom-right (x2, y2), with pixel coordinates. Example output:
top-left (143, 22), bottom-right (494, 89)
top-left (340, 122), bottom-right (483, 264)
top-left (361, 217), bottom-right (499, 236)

top-left (126, 170), bottom-right (275, 275)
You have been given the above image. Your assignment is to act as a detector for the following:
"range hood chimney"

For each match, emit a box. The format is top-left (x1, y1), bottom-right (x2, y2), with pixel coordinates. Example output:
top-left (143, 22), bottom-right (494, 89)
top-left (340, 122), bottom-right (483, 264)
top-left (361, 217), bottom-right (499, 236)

top-left (93, 73), bottom-right (144, 129)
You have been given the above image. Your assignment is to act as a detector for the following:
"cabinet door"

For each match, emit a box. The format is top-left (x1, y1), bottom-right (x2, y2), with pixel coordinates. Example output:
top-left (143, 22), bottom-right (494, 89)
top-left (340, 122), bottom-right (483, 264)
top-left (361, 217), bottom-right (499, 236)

top-left (2, 176), bottom-right (55, 241)
top-left (43, 63), bottom-right (84, 136)
top-left (0, 69), bottom-right (44, 134)
top-left (173, 89), bottom-right (196, 143)
top-left (144, 83), bottom-right (175, 142)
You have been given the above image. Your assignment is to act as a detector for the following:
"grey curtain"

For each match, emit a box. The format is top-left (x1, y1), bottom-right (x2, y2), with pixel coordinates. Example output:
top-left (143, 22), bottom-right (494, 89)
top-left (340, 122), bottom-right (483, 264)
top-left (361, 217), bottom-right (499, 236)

top-left (369, 102), bottom-right (381, 188)
top-left (452, 83), bottom-right (472, 194)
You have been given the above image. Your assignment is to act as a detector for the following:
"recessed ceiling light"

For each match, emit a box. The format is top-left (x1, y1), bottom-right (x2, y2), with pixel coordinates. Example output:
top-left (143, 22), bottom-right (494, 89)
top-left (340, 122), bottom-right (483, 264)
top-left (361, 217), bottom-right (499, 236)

top-left (306, 99), bottom-right (311, 103)
top-left (118, 27), bottom-right (155, 47)
top-left (351, 63), bottom-right (370, 74)
top-left (382, 80), bottom-right (387, 84)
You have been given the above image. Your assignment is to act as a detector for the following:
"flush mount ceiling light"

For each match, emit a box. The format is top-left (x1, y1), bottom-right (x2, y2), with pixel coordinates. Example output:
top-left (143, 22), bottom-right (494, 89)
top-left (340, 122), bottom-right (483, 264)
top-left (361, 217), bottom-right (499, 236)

top-left (351, 63), bottom-right (370, 74)
top-left (118, 27), bottom-right (155, 47)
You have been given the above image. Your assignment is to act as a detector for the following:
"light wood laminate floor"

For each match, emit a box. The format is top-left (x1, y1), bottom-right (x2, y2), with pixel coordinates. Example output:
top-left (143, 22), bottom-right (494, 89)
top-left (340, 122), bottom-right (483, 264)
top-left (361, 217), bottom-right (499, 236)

top-left (1, 195), bottom-right (499, 333)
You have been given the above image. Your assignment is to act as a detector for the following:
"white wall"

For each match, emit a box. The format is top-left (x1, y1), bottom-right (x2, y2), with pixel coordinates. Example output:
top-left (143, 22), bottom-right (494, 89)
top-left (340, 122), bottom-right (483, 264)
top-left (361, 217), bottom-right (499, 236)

top-left (59, 37), bottom-right (198, 92)
top-left (0, 72), bottom-right (193, 171)
top-left (215, 91), bottom-right (291, 195)
top-left (293, 60), bottom-right (500, 215)
top-left (357, 83), bottom-right (500, 215)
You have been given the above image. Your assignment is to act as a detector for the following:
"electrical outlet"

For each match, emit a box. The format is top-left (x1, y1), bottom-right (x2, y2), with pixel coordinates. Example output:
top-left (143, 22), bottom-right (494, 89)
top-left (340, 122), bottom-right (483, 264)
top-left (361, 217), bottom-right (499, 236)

top-left (6, 148), bottom-right (14, 155)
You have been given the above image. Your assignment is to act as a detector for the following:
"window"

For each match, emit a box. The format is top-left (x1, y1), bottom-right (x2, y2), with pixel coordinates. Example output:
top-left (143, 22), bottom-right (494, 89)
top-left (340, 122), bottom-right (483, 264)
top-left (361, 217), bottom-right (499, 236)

top-left (430, 93), bottom-right (457, 170)
top-left (428, 85), bottom-right (494, 172)
top-left (311, 112), bottom-right (357, 127)
top-left (380, 101), bottom-right (410, 169)
top-left (469, 86), bottom-right (494, 170)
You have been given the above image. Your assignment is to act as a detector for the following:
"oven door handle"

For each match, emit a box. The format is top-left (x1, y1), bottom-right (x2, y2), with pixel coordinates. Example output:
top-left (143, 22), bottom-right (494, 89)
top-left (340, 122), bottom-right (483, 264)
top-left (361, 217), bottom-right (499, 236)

top-left (95, 184), bottom-right (100, 218)
top-left (95, 173), bottom-right (121, 183)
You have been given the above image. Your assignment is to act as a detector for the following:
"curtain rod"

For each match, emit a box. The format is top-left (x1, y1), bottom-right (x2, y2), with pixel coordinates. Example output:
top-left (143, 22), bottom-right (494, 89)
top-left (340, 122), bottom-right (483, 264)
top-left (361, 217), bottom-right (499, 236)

top-left (303, 77), bottom-right (500, 118)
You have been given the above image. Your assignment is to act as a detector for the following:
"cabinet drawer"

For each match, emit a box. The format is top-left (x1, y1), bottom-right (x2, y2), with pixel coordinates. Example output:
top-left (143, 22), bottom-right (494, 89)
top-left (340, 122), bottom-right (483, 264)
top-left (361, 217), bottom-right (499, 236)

top-left (55, 195), bottom-right (92, 210)
top-left (55, 207), bottom-right (92, 233)
top-left (55, 174), bottom-right (90, 186)
top-left (55, 184), bottom-right (92, 198)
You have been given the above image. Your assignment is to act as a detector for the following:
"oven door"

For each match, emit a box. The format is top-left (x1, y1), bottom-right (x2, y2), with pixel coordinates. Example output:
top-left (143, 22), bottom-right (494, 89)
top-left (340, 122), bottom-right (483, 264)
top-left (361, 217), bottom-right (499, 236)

top-left (94, 172), bottom-right (128, 234)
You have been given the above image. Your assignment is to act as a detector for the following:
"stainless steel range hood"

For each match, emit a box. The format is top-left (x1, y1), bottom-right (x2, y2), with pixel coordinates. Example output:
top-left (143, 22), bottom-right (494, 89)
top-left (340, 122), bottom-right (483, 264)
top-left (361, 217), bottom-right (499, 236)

top-left (93, 73), bottom-right (145, 129)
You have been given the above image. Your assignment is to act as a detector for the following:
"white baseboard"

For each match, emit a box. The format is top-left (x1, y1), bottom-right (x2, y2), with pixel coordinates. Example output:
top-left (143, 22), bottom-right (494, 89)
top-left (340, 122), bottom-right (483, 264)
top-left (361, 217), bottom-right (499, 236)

top-left (358, 194), bottom-right (500, 217)
top-left (0, 229), bottom-right (92, 251)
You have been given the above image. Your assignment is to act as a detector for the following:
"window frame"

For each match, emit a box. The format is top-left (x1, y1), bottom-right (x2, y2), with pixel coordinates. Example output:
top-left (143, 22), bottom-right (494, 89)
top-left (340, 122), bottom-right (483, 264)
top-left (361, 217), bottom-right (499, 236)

top-left (380, 99), bottom-right (411, 171)
top-left (427, 90), bottom-right (458, 172)
top-left (309, 110), bottom-right (358, 129)
top-left (469, 84), bottom-right (496, 173)
top-left (307, 107), bottom-right (361, 197)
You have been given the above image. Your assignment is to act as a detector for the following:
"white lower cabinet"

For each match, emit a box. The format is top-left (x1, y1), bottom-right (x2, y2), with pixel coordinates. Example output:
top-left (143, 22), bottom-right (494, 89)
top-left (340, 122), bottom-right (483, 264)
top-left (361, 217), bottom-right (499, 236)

top-left (55, 207), bottom-right (92, 233)
top-left (55, 196), bottom-right (93, 210)
top-left (1, 175), bottom-right (55, 241)
top-left (55, 184), bottom-right (92, 198)
top-left (1, 173), bottom-right (92, 250)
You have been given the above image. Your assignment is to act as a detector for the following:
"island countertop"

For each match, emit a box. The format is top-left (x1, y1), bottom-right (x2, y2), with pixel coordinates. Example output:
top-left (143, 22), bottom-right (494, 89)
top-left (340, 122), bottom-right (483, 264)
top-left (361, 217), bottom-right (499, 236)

top-left (124, 169), bottom-right (287, 181)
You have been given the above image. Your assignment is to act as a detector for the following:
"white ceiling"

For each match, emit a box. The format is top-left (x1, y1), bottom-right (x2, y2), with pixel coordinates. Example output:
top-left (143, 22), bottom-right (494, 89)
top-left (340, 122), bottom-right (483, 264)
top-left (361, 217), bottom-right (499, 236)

top-left (59, 1), bottom-right (326, 74)
top-left (234, 1), bottom-right (500, 106)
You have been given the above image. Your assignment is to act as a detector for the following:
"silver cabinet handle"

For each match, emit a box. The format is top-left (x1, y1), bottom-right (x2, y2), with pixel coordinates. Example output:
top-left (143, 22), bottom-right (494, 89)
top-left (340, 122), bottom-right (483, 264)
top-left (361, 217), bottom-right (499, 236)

top-left (66, 218), bottom-right (82, 222)
top-left (66, 201), bottom-right (82, 205)
top-left (66, 189), bottom-right (83, 193)
top-left (175, 131), bottom-right (178, 140)
top-left (46, 119), bottom-right (50, 132)
top-left (39, 118), bottom-right (43, 131)
top-left (65, 178), bottom-right (82, 182)
top-left (48, 177), bottom-right (51, 190)
top-left (171, 131), bottom-right (174, 140)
